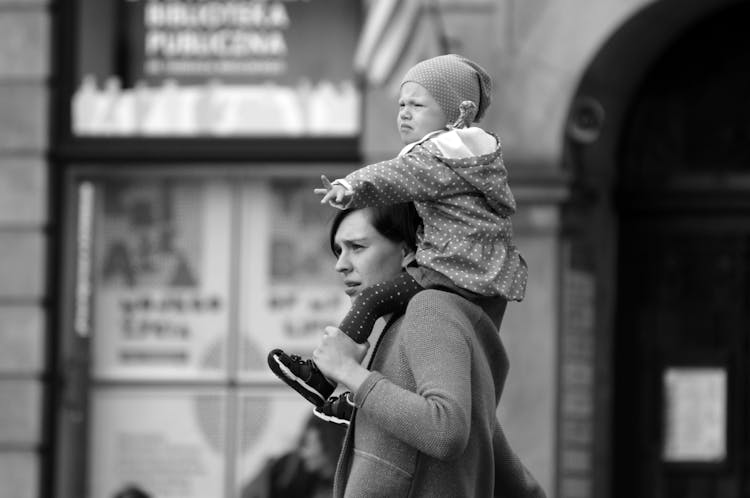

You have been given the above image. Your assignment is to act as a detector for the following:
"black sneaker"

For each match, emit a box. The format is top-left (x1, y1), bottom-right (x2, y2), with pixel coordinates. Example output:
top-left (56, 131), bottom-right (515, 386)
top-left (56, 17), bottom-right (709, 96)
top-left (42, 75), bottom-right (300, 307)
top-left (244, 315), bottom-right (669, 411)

top-left (314, 392), bottom-right (355, 426)
top-left (267, 349), bottom-right (335, 407)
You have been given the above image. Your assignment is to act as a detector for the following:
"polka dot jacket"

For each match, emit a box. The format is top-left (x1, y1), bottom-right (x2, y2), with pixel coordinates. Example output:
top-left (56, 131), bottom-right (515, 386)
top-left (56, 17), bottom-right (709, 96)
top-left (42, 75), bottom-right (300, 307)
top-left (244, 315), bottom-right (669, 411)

top-left (340, 128), bottom-right (527, 301)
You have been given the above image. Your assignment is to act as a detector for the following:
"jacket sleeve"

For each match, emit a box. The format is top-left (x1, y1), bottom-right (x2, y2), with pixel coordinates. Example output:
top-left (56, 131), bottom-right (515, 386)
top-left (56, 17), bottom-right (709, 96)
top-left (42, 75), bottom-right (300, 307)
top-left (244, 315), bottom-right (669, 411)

top-left (342, 147), bottom-right (476, 207)
top-left (353, 293), bottom-right (473, 460)
top-left (492, 423), bottom-right (547, 498)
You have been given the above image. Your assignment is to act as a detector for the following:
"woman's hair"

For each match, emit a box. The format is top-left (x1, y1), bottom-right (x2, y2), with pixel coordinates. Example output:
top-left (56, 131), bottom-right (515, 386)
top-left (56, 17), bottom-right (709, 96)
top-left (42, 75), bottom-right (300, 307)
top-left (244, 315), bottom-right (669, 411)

top-left (329, 203), bottom-right (422, 255)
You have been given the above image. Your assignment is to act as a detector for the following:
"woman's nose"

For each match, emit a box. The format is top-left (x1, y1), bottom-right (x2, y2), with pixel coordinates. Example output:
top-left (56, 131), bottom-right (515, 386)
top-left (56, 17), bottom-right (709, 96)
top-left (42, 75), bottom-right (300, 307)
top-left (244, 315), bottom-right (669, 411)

top-left (335, 252), bottom-right (350, 273)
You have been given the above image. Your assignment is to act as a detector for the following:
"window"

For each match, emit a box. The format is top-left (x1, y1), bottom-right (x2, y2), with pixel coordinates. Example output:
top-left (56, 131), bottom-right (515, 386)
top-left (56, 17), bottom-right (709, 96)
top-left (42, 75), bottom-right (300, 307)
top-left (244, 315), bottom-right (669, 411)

top-left (63, 172), bottom-right (349, 497)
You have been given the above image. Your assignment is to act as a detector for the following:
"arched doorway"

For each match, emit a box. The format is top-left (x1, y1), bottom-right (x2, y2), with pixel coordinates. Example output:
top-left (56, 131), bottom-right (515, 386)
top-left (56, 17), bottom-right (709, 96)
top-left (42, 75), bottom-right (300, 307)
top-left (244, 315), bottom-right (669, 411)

top-left (614, 3), bottom-right (750, 497)
top-left (561, 0), bottom-right (750, 496)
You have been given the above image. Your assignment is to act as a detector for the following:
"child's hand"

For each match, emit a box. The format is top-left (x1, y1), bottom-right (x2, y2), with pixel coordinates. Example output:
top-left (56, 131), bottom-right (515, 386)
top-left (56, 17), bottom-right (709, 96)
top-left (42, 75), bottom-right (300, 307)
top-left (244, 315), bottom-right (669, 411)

top-left (314, 175), bottom-right (352, 209)
top-left (313, 326), bottom-right (370, 385)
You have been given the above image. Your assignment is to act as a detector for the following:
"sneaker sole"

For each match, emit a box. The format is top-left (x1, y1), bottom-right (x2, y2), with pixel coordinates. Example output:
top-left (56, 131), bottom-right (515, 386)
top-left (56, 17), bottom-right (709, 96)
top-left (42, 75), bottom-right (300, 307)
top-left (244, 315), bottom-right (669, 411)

top-left (267, 350), bottom-right (326, 407)
top-left (313, 407), bottom-right (350, 426)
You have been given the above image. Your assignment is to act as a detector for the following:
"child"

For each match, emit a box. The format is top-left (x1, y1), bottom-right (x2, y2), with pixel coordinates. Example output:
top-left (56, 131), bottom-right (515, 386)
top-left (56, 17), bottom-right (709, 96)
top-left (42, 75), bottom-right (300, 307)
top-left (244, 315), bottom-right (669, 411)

top-left (268, 54), bottom-right (527, 420)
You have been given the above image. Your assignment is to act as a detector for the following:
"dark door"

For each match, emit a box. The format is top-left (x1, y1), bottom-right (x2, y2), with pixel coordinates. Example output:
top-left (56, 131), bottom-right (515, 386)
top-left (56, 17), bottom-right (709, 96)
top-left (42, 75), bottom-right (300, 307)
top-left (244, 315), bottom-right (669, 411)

top-left (612, 3), bottom-right (750, 497)
top-left (614, 214), bottom-right (750, 497)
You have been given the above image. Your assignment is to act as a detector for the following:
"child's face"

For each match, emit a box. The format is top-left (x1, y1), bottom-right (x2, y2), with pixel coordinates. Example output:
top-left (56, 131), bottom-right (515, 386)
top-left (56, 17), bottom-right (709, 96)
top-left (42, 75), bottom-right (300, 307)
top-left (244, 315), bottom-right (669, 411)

top-left (397, 82), bottom-right (448, 144)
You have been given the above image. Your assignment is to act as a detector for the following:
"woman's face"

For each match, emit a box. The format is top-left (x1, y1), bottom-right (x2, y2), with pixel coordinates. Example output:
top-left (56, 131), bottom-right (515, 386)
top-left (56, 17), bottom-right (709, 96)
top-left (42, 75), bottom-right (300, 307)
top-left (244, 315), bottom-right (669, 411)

top-left (333, 209), bottom-right (412, 302)
top-left (299, 428), bottom-right (329, 475)
top-left (397, 82), bottom-right (448, 144)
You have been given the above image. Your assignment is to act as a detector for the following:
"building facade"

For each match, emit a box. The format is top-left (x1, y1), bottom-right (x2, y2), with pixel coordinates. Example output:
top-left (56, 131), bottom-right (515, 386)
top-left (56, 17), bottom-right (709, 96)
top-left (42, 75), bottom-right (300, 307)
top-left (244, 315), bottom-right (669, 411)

top-left (0, 0), bottom-right (748, 497)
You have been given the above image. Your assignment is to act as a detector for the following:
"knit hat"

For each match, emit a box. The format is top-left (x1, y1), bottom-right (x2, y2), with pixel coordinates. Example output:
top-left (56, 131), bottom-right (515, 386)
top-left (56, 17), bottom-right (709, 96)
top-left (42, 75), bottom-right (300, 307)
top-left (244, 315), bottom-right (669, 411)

top-left (400, 54), bottom-right (492, 124)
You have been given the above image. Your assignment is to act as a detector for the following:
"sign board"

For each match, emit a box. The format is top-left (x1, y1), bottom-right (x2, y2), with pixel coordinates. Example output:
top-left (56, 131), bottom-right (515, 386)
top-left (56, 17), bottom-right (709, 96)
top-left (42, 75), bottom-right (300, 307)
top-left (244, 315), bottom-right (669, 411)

top-left (73, 0), bottom-right (361, 136)
top-left (123, 0), bottom-right (359, 85)
top-left (662, 367), bottom-right (727, 463)
top-left (90, 180), bottom-right (232, 380)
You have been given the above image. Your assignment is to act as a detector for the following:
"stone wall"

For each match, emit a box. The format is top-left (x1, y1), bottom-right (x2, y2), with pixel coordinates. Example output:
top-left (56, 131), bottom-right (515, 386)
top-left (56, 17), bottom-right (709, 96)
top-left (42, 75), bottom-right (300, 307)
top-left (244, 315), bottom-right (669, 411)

top-left (0, 1), bottom-right (50, 498)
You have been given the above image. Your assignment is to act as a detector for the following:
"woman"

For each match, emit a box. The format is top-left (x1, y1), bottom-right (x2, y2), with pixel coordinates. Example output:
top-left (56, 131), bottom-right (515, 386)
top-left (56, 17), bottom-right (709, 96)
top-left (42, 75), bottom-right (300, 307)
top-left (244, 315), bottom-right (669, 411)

top-left (313, 203), bottom-right (544, 498)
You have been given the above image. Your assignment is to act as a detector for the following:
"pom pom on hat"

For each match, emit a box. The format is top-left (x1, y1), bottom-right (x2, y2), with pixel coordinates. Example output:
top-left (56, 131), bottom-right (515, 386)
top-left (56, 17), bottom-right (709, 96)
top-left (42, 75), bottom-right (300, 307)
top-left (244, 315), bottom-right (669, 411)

top-left (401, 54), bottom-right (492, 124)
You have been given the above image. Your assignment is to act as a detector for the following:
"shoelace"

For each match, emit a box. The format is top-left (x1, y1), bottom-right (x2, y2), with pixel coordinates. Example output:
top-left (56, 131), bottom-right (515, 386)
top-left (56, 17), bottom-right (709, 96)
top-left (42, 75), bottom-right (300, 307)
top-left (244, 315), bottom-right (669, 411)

top-left (289, 354), bottom-right (319, 374)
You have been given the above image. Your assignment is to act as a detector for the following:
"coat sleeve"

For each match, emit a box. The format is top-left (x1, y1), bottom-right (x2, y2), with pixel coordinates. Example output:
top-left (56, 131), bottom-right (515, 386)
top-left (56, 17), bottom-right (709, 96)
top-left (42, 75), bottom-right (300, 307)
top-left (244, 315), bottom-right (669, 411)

top-left (342, 147), bottom-right (476, 207)
top-left (353, 292), bottom-right (473, 460)
top-left (492, 422), bottom-right (547, 498)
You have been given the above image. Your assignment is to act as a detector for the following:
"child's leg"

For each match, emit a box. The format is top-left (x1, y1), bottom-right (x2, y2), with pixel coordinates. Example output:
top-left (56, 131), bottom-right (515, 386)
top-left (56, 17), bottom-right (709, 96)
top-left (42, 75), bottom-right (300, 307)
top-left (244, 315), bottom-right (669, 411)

top-left (268, 271), bottom-right (423, 407)
top-left (339, 271), bottom-right (425, 343)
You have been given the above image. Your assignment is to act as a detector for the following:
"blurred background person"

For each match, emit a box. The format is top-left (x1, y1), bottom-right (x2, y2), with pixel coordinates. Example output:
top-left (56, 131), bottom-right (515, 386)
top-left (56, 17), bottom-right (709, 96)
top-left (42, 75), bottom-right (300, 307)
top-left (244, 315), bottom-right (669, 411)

top-left (241, 415), bottom-right (346, 498)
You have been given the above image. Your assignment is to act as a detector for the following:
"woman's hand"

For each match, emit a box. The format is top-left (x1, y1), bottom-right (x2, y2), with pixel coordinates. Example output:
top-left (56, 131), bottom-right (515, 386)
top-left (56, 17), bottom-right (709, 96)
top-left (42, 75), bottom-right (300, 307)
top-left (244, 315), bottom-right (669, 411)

top-left (313, 326), bottom-right (370, 392)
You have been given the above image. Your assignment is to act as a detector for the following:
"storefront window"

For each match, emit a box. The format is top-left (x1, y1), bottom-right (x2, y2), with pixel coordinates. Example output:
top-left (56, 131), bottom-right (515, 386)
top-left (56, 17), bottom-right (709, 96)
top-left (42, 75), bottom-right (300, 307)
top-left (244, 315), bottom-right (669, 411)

top-left (71, 174), bottom-right (348, 497)
top-left (71, 0), bottom-right (361, 137)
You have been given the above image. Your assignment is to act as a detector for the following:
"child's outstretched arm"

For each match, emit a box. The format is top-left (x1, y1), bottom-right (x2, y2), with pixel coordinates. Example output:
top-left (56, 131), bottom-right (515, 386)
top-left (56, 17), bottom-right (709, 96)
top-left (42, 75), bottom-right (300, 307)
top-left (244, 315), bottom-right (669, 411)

top-left (331, 149), bottom-right (480, 209)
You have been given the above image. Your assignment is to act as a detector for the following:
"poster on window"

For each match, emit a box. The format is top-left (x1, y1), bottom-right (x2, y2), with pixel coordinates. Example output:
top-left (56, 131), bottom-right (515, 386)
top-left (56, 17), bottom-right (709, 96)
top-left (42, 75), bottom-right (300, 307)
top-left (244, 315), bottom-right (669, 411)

top-left (72, 0), bottom-right (361, 136)
top-left (662, 367), bottom-right (727, 463)
top-left (91, 179), bottom-right (232, 380)
top-left (88, 388), bottom-right (226, 498)
top-left (239, 179), bottom-right (349, 376)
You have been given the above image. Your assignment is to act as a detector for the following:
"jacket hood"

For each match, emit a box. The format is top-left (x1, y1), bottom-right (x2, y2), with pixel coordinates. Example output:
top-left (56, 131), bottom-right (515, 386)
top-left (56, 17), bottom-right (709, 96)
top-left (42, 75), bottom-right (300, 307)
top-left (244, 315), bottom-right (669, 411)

top-left (429, 128), bottom-right (511, 215)
top-left (429, 127), bottom-right (498, 159)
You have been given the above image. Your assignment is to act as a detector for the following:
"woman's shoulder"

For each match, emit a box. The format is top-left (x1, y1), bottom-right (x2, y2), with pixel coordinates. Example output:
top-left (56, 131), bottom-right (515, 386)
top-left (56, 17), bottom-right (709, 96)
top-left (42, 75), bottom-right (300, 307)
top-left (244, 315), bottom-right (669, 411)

top-left (402, 289), bottom-right (506, 329)
top-left (403, 289), bottom-right (482, 321)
